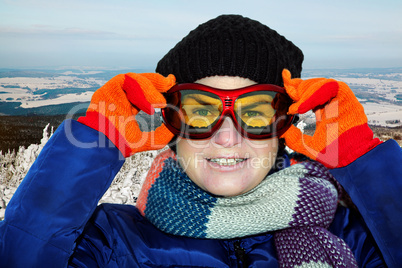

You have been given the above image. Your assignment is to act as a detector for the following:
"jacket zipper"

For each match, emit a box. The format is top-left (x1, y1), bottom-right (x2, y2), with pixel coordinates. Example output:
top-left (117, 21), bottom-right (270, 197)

top-left (233, 240), bottom-right (249, 268)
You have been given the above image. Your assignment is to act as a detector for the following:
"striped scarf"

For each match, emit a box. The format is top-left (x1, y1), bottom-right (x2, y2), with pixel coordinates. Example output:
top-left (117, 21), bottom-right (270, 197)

top-left (136, 149), bottom-right (358, 267)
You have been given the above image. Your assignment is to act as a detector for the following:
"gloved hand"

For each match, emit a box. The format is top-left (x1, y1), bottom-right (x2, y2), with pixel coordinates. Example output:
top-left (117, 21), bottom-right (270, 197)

top-left (78, 73), bottom-right (176, 157)
top-left (281, 69), bottom-right (381, 168)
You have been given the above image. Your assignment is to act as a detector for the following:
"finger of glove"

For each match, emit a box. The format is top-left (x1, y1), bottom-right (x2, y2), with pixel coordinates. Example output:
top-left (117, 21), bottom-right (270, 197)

top-left (124, 73), bottom-right (175, 113)
top-left (282, 69), bottom-right (303, 101)
top-left (140, 73), bottom-right (176, 93)
top-left (288, 80), bottom-right (339, 114)
top-left (281, 125), bottom-right (317, 160)
top-left (123, 74), bottom-right (155, 115)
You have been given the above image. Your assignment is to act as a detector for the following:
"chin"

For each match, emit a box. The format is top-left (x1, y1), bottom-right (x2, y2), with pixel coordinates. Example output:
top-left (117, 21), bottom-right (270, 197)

top-left (206, 189), bottom-right (241, 197)
top-left (200, 174), bottom-right (256, 197)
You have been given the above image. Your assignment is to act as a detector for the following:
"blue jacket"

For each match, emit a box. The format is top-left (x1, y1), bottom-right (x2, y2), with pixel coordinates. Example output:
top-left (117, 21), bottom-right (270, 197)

top-left (1, 120), bottom-right (401, 267)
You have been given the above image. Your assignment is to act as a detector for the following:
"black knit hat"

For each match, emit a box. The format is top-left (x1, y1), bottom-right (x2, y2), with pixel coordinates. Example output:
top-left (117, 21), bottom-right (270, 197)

top-left (156, 14), bottom-right (304, 86)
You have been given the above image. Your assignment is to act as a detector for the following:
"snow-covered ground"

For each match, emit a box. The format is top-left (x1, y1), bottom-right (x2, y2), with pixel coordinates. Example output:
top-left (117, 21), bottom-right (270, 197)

top-left (363, 102), bottom-right (402, 127)
top-left (298, 102), bottom-right (402, 128)
top-left (19, 91), bottom-right (94, 108)
top-left (338, 76), bottom-right (402, 103)
top-left (0, 76), bottom-right (104, 91)
top-left (0, 75), bottom-right (104, 108)
top-left (1, 70), bottom-right (401, 125)
top-left (0, 124), bottom-right (165, 220)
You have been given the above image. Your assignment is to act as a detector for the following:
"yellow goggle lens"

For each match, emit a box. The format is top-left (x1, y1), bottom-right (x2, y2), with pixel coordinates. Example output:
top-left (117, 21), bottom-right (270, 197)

top-left (235, 93), bottom-right (275, 128)
top-left (181, 93), bottom-right (222, 128)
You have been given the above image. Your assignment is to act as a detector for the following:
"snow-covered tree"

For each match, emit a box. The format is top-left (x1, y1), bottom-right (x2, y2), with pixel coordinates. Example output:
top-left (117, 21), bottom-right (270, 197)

top-left (0, 124), bottom-right (163, 220)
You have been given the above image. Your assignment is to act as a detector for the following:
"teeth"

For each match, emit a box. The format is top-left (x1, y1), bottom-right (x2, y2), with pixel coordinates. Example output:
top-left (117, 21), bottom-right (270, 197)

top-left (209, 158), bottom-right (246, 166)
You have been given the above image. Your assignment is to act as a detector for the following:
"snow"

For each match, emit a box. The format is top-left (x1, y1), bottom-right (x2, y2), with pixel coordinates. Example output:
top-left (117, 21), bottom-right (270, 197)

top-left (0, 124), bottom-right (165, 220)
top-left (0, 76), bottom-right (103, 91)
top-left (295, 101), bottom-right (402, 128)
top-left (0, 124), bottom-right (54, 219)
top-left (0, 76), bottom-right (76, 91)
top-left (363, 102), bottom-right (402, 127)
top-left (0, 75), bottom-right (104, 110)
top-left (19, 91), bottom-right (93, 108)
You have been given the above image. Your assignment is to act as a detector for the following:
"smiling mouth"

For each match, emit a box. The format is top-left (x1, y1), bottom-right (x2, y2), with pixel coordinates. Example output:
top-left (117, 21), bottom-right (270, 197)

top-left (206, 158), bottom-right (248, 166)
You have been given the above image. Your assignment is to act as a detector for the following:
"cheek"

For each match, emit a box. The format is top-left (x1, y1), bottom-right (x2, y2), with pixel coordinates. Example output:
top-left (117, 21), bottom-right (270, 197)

top-left (249, 139), bottom-right (279, 173)
top-left (176, 138), bottom-right (203, 174)
top-left (176, 137), bottom-right (210, 153)
top-left (176, 138), bottom-right (211, 192)
top-left (176, 139), bottom-right (191, 171)
top-left (245, 138), bottom-right (279, 152)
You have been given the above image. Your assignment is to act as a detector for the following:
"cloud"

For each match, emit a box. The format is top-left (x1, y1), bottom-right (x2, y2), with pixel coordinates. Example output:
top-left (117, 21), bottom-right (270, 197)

top-left (0, 25), bottom-right (118, 39)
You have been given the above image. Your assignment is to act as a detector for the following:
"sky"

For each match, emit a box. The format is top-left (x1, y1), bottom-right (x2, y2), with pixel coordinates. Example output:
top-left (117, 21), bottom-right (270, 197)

top-left (0, 0), bottom-right (402, 70)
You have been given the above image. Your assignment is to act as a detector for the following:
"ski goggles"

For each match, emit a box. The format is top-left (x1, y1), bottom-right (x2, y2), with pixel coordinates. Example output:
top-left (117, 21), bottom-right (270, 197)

top-left (161, 83), bottom-right (295, 139)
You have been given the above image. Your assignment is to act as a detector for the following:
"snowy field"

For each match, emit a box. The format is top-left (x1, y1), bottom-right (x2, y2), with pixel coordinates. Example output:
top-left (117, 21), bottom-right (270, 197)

top-left (1, 69), bottom-right (401, 124)
top-left (298, 102), bottom-right (402, 128)
top-left (18, 92), bottom-right (94, 108)
top-left (0, 75), bottom-right (103, 109)
top-left (363, 102), bottom-right (402, 127)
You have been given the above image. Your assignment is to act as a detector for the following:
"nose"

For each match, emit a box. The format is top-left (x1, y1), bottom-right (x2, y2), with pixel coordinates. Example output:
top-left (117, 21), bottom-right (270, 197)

top-left (211, 117), bottom-right (242, 147)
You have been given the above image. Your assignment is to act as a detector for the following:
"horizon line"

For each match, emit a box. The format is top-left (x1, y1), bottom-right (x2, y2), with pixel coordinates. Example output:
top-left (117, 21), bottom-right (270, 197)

top-left (1, 66), bottom-right (402, 71)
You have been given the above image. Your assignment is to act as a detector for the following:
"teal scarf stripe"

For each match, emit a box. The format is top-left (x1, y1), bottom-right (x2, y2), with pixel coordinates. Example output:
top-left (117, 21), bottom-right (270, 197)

top-left (144, 157), bottom-right (217, 238)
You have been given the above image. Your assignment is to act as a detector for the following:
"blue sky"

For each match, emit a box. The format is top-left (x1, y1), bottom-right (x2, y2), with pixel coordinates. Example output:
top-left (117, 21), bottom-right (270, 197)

top-left (1, 0), bottom-right (401, 70)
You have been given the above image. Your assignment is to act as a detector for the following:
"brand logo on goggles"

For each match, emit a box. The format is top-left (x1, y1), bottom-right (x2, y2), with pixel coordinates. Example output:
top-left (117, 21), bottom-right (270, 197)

top-left (224, 97), bottom-right (233, 107)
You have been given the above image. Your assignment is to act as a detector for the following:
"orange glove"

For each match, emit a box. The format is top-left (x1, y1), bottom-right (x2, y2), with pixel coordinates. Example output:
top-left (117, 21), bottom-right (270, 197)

top-left (78, 73), bottom-right (176, 157)
top-left (281, 69), bottom-right (381, 168)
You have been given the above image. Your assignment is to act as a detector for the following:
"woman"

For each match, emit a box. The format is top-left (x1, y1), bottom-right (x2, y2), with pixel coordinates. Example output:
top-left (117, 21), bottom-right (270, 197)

top-left (1, 14), bottom-right (401, 267)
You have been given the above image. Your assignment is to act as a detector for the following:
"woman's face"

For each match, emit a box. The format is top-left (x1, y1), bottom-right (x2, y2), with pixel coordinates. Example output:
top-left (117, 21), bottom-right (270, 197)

top-left (176, 76), bottom-right (279, 197)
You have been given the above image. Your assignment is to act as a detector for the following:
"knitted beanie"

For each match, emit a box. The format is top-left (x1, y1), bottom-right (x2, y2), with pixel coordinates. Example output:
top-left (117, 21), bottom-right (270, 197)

top-left (156, 14), bottom-right (304, 86)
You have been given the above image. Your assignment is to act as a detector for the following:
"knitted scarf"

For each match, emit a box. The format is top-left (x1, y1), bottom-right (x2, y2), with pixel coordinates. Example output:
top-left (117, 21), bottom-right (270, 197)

top-left (136, 150), bottom-right (358, 267)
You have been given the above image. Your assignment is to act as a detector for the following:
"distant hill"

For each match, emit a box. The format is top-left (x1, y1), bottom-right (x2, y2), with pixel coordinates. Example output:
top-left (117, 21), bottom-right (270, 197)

top-left (0, 68), bottom-right (152, 116)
